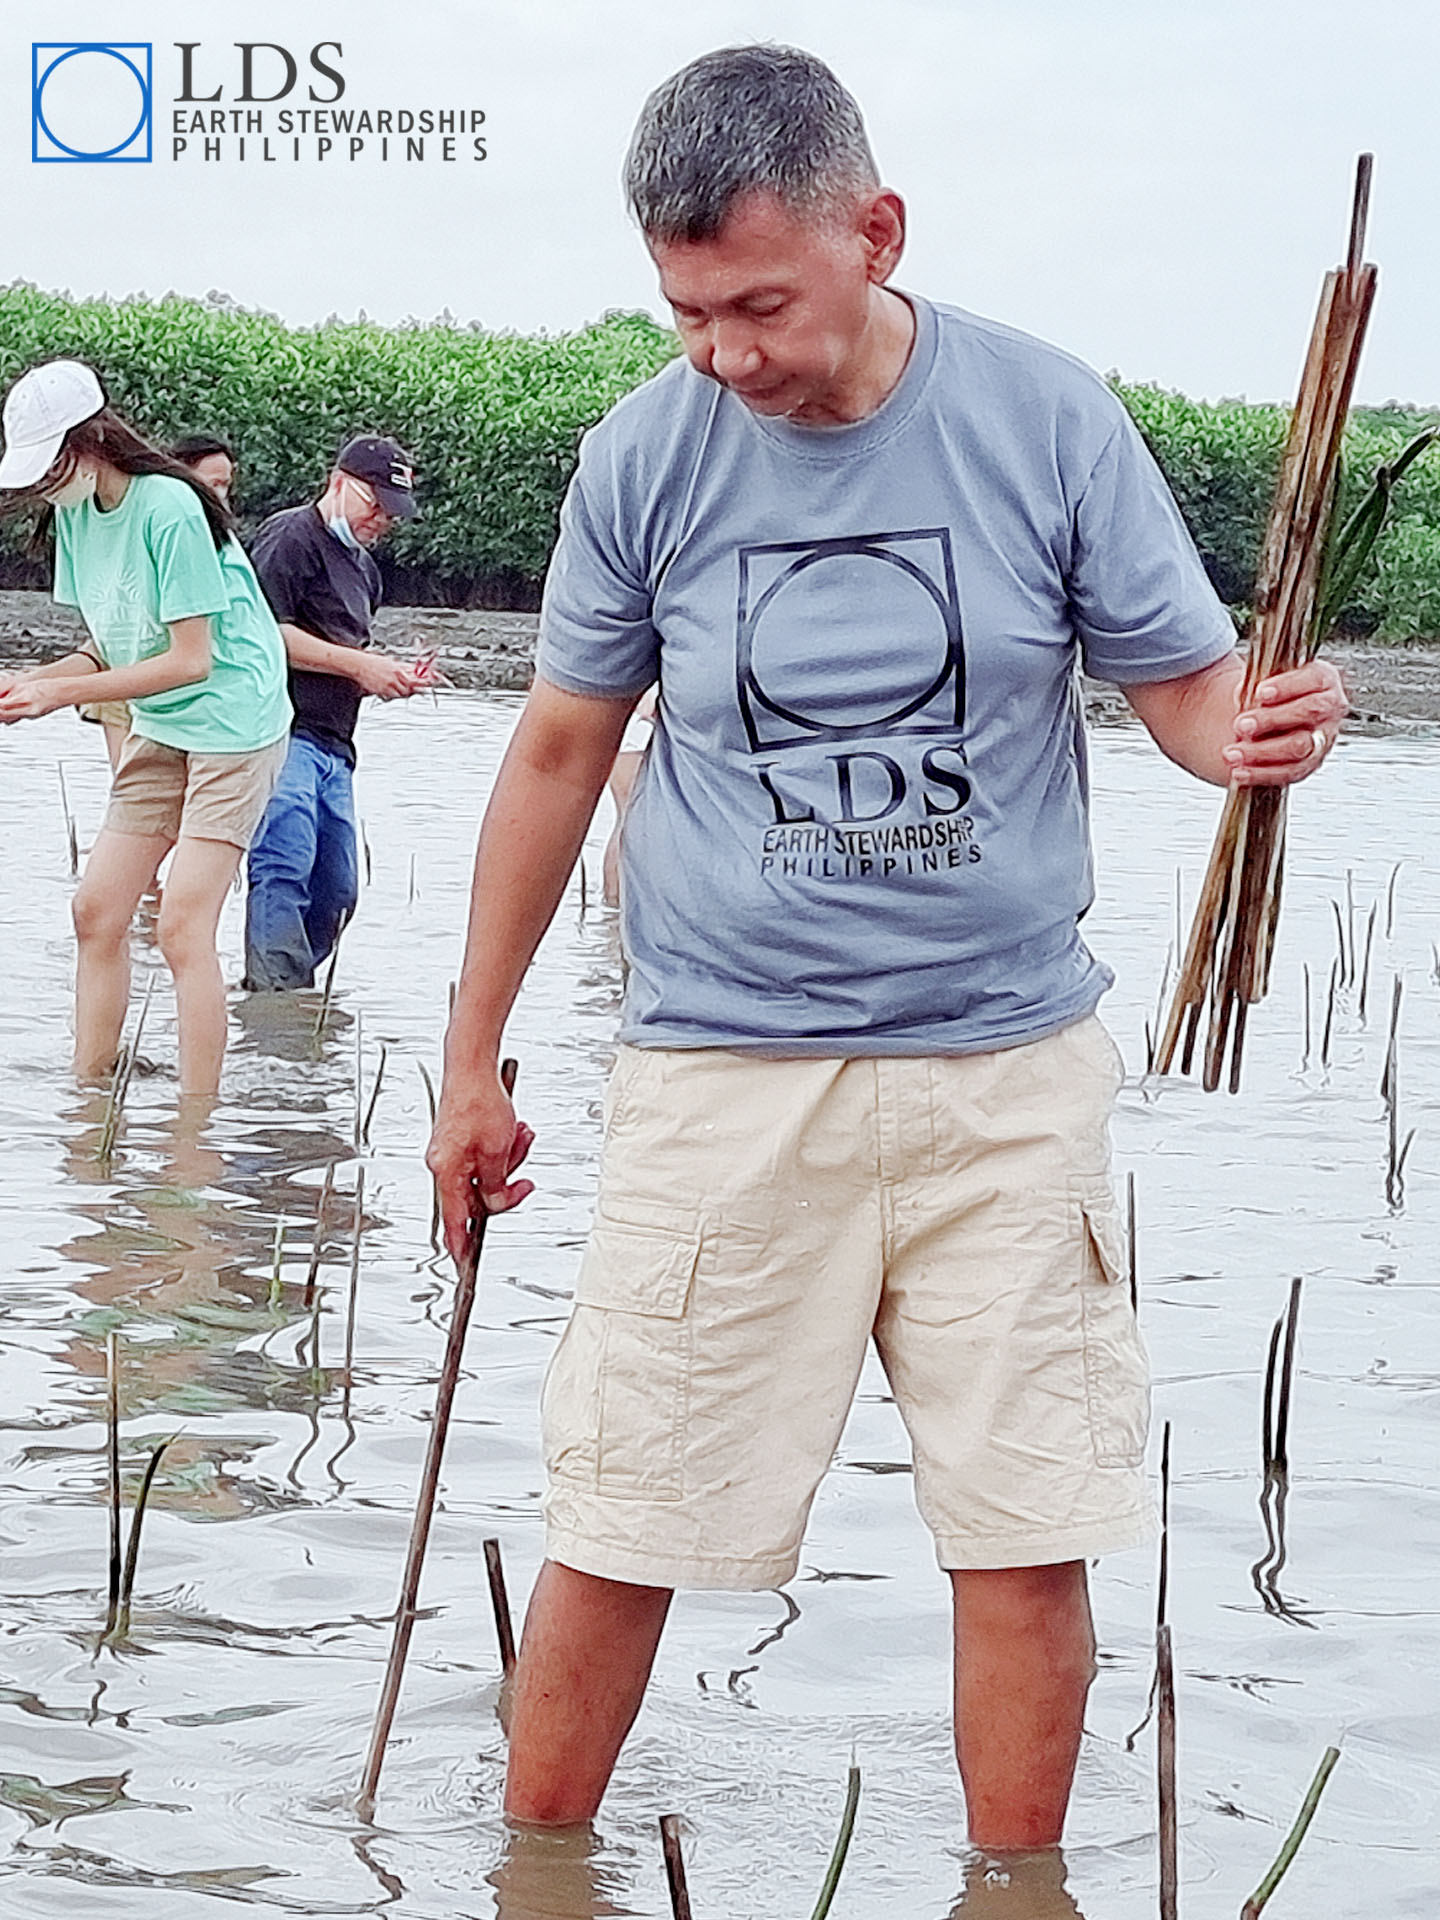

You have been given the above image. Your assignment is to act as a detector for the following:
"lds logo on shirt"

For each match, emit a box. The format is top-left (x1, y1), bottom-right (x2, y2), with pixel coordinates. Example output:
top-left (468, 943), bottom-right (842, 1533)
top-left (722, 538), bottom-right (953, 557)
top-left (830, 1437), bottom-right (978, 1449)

top-left (736, 528), bottom-right (965, 754)
top-left (32, 43), bottom-right (153, 163)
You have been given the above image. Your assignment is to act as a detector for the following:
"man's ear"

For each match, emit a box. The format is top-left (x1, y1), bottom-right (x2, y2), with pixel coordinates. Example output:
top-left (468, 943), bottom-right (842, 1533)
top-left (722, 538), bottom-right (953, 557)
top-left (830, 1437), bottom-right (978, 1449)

top-left (858, 189), bottom-right (906, 285)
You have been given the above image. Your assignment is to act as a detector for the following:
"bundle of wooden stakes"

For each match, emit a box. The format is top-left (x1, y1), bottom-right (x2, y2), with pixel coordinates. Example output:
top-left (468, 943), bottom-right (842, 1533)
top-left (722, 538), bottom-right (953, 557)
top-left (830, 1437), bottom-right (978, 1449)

top-left (1156, 155), bottom-right (1377, 1093)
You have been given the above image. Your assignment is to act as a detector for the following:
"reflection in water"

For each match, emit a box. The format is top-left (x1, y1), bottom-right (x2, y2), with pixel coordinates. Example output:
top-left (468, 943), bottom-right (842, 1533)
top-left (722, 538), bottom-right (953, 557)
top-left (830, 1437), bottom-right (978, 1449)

top-left (1250, 1468), bottom-right (1316, 1629)
top-left (951, 1849), bottom-right (1083, 1917)
top-left (489, 1824), bottom-right (629, 1920)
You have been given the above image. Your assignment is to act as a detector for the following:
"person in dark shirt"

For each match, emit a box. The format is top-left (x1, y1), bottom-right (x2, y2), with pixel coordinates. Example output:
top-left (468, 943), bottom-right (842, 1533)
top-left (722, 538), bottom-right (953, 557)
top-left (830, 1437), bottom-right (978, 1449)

top-left (243, 435), bottom-right (429, 990)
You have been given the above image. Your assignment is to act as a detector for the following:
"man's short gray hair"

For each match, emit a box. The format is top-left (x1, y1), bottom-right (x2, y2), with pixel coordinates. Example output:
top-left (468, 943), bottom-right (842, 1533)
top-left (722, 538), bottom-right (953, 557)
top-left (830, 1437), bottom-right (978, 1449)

top-left (625, 45), bottom-right (879, 244)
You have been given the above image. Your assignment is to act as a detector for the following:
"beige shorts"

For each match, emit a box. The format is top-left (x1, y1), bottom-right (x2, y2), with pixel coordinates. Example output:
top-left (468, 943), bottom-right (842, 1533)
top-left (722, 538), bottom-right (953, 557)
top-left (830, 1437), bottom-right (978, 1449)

top-left (104, 733), bottom-right (288, 850)
top-left (542, 1016), bottom-right (1152, 1588)
top-left (80, 699), bottom-right (133, 729)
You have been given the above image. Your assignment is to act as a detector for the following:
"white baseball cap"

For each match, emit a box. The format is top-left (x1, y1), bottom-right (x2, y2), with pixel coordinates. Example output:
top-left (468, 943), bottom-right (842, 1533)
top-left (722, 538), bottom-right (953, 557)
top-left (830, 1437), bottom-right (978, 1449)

top-left (0, 360), bottom-right (106, 490)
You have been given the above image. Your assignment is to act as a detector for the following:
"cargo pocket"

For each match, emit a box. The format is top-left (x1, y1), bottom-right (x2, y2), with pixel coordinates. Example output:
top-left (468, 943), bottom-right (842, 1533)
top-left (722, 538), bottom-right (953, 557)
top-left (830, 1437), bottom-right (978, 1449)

top-left (541, 1198), bottom-right (702, 1503)
top-left (1071, 1175), bottom-right (1149, 1470)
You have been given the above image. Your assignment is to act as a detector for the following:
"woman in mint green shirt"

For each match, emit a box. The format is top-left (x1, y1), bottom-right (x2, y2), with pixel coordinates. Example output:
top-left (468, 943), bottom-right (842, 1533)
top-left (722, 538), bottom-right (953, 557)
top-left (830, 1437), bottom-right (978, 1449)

top-left (0, 360), bottom-right (291, 1098)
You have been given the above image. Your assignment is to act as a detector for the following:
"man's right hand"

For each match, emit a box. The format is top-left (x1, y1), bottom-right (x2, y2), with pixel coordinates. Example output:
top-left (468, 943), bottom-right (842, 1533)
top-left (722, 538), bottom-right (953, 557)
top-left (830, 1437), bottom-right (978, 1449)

top-left (427, 1069), bottom-right (537, 1268)
top-left (354, 653), bottom-right (424, 700)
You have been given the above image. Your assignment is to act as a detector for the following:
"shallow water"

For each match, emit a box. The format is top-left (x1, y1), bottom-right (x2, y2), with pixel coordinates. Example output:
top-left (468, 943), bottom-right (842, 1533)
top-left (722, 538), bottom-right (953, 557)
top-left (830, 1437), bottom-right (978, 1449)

top-left (1, 696), bottom-right (1437, 1919)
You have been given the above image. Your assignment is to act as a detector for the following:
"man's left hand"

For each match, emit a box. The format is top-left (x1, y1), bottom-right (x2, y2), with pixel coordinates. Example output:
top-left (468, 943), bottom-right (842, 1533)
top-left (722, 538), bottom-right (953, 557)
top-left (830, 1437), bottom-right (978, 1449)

top-left (1222, 659), bottom-right (1347, 787)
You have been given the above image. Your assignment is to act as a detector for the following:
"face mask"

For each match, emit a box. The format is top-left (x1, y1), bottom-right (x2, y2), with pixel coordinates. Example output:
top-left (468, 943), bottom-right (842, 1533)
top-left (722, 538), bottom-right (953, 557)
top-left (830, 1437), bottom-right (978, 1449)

top-left (43, 467), bottom-right (97, 509)
top-left (327, 475), bottom-right (370, 551)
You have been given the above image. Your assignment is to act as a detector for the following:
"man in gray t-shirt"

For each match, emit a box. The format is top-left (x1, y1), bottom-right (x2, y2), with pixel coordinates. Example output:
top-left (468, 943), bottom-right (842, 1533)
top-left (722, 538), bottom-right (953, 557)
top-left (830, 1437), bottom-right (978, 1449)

top-left (429, 45), bottom-right (1345, 1876)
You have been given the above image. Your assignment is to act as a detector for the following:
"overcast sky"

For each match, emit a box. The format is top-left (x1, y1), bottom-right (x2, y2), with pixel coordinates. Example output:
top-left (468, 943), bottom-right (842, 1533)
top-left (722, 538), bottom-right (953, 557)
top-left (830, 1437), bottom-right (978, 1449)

top-left (9, 0), bottom-right (1440, 405)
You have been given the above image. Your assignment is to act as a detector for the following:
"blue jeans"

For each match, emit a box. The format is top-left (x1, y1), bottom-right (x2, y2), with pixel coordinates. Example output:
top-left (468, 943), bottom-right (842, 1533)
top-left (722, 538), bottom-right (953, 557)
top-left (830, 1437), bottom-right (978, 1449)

top-left (244, 734), bottom-right (359, 990)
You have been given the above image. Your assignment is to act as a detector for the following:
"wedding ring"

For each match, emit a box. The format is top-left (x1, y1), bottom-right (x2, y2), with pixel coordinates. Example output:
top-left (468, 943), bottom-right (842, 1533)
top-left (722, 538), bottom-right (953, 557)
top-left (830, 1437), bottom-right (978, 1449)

top-left (1311, 726), bottom-right (1327, 759)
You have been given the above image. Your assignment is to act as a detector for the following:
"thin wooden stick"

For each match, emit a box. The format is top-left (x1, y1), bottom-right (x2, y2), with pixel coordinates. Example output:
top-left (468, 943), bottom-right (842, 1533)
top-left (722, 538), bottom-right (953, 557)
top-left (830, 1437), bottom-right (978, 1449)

top-left (1157, 1420), bottom-right (1173, 1627)
top-left (1241, 1747), bottom-right (1342, 1919)
top-left (483, 1537), bottom-right (517, 1680)
top-left (1127, 1173), bottom-right (1139, 1314)
top-left (659, 1814), bottom-right (693, 1920)
top-left (357, 1057), bottom-right (519, 1819)
top-left (1158, 163), bottom-right (1379, 1092)
top-left (1157, 1622), bottom-right (1178, 1920)
top-left (1347, 154), bottom-right (1374, 277)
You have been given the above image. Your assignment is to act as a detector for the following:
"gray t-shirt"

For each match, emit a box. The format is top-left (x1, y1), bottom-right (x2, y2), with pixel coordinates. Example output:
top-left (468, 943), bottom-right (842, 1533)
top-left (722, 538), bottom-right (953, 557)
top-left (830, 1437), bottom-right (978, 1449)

top-left (539, 294), bottom-right (1235, 1055)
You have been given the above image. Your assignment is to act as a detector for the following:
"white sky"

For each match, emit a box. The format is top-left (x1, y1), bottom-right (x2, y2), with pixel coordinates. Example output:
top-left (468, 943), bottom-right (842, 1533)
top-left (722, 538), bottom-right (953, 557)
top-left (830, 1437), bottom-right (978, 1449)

top-left (9, 0), bottom-right (1440, 405)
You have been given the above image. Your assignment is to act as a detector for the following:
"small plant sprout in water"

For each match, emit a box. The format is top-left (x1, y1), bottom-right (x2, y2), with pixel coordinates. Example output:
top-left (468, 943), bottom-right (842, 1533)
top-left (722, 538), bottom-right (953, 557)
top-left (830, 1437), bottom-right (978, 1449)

top-left (57, 760), bottom-right (79, 876)
top-left (1240, 1746), bottom-right (1342, 1918)
top-left (1253, 1280), bottom-right (1314, 1627)
top-left (809, 1762), bottom-right (861, 1920)
top-left (1380, 975), bottom-right (1416, 1211)
top-left (97, 974), bottom-right (157, 1172)
top-left (100, 1332), bottom-right (175, 1648)
top-left (304, 1160), bottom-right (337, 1309)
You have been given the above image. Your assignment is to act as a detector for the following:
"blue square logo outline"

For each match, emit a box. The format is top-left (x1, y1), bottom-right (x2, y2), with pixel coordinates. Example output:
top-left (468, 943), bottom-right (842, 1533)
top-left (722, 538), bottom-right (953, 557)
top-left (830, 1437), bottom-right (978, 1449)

top-left (32, 43), bottom-right (153, 163)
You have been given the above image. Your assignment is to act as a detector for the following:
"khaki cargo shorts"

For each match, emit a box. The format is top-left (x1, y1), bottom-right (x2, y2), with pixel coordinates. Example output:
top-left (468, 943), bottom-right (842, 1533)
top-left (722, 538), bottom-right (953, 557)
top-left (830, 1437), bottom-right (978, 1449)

top-left (105, 733), bottom-right (288, 850)
top-left (80, 699), bottom-right (133, 729)
top-left (542, 1015), bottom-right (1152, 1589)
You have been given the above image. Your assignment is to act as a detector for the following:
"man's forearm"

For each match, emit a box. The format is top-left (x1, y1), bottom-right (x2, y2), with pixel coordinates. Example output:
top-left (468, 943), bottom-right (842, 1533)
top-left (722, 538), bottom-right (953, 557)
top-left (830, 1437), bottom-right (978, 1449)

top-left (445, 689), bottom-right (633, 1076)
top-left (1124, 653), bottom-right (1244, 786)
top-left (280, 622), bottom-right (369, 680)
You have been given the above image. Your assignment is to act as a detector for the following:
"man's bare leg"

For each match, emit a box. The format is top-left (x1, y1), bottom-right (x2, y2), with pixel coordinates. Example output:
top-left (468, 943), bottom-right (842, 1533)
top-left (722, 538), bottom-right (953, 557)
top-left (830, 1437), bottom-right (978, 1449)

top-left (504, 1561), bottom-right (672, 1825)
top-left (951, 1561), bottom-right (1095, 1850)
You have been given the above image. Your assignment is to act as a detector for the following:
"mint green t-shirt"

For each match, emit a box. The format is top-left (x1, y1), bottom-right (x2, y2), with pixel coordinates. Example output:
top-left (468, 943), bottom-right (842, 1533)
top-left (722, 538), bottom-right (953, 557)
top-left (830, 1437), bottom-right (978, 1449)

top-left (53, 473), bottom-right (291, 754)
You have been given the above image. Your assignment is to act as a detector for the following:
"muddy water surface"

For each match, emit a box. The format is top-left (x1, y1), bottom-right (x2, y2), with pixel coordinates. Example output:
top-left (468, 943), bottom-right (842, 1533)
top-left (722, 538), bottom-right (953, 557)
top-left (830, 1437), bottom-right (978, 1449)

top-left (1, 696), bottom-right (1438, 1919)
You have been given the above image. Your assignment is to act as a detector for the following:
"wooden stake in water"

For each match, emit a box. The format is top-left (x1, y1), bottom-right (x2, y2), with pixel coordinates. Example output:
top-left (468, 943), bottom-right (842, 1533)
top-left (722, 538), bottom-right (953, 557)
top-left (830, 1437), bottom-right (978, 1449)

top-left (1240, 1746), bottom-right (1341, 1918)
top-left (483, 1537), bottom-right (517, 1680)
top-left (1157, 1622), bottom-right (1178, 1920)
top-left (659, 1814), bottom-right (693, 1920)
top-left (357, 1057), bottom-right (519, 1819)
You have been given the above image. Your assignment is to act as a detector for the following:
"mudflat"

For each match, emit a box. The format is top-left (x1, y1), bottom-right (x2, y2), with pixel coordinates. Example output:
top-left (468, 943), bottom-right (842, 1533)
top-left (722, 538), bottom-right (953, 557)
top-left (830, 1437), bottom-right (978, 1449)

top-left (2, 588), bottom-right (1436, 729)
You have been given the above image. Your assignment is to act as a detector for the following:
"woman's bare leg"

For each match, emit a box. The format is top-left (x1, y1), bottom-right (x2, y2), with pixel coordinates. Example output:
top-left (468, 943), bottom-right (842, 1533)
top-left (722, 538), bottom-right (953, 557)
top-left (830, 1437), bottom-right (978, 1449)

top-left (72, 829), bottom-right (170, 1081)
top-left (155, 836), bottom-right (242, 1097)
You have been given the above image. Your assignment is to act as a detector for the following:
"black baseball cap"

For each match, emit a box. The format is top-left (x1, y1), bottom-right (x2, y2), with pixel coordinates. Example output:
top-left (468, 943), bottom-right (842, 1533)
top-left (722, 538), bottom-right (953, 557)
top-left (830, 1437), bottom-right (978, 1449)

top-left (336, 435), bottom-right (418, 518)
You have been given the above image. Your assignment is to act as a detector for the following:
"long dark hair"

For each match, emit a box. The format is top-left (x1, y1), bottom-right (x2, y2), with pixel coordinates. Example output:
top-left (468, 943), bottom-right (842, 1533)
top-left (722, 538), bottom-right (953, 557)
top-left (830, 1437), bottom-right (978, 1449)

top-left (1, 407), bottom-right (235, 555)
